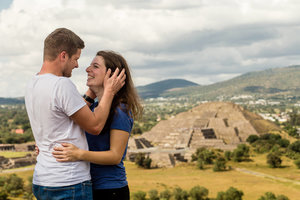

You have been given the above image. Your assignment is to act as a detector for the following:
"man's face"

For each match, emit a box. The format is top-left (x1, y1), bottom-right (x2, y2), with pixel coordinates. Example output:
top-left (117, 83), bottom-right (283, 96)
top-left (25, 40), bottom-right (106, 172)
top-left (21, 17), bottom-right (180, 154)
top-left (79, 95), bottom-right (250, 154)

top-left (62, 49), bottom-right (81, 77)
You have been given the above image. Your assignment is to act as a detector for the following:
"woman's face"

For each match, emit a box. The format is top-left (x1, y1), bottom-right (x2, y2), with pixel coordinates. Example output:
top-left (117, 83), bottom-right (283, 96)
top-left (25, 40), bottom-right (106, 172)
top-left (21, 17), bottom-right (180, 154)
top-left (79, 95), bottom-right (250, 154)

top-left (86, 56), bottom-right (107, 88)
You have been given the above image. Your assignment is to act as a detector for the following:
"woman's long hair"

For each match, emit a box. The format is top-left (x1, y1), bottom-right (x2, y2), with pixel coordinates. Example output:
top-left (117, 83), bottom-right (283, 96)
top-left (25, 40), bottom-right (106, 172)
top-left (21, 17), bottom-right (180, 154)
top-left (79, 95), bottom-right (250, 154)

top-left (96, 50), bottom-right (143, 130)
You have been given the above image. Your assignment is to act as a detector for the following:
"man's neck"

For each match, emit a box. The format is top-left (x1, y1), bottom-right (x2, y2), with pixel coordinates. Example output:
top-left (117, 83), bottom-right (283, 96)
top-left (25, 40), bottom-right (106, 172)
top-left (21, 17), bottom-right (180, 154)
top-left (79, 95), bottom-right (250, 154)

top-left (39, 60), bottom-right (63, 76)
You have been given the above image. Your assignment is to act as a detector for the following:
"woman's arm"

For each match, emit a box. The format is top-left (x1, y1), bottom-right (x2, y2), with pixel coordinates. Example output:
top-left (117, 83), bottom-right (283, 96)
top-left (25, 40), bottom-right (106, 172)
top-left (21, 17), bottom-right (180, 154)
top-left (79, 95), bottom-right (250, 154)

top-left (52, 129), bottom-right (129, 165)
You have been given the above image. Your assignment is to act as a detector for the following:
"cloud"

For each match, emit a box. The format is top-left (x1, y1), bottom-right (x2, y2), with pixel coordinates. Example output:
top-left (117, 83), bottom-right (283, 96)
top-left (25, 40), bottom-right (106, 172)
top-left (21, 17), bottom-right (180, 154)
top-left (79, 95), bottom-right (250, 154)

top-left (1, 0), bottom-right (300, 97)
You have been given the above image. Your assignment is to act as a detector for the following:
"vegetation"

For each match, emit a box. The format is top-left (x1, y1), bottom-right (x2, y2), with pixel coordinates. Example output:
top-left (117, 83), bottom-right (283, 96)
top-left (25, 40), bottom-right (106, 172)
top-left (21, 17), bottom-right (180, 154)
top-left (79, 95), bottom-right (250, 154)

top-left (0, 105), bottom-right (34, 144)
top-left (0, 173), bottom-right (33, 200)
top-left (134, 153), bottom-right (152, 169)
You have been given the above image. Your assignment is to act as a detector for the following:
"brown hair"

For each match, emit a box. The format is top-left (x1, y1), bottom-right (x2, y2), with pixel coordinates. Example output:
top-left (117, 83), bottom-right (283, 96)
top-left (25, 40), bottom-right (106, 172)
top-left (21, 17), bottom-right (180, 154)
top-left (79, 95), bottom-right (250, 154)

top-left (96, 50), bottom-right (143, 124)
top-left (43, 28), bottom-right (85, 61)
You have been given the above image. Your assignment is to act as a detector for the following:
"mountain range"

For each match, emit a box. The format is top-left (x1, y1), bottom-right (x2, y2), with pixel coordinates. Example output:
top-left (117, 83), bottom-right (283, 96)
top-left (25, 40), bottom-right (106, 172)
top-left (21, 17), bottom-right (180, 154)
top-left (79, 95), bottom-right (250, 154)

top-left (2, 65), bottom-right (300, 103)
top-left (137, 65), bottom-right (300, 100)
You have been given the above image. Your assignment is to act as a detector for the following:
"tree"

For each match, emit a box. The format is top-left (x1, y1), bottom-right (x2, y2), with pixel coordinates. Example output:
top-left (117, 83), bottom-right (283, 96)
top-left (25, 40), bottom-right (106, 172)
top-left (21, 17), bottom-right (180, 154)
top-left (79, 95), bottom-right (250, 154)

top-left (267, 153), bottom-right (282, 168)
top-left (232, 144), bottom-right (250, 162)
top-left (189, 185), bottom-right (209, 200)
top-left (134, 153), bottom-right (152, 169)
top-left (224, 151), bottom-right (231, 161)
top-left (246, 135), bottom-right (259, 144)
top-left (213, 157), bottom-right (227, 172)
top-left (3, 174), bottom-right (24, 196)
top-left (216, 187), bottom-right (244, 200)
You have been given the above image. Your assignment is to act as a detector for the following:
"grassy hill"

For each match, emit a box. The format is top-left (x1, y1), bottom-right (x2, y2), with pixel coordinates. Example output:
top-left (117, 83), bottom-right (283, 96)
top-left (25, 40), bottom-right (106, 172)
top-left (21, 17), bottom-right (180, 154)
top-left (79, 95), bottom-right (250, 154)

top-left (136, 79), bottom-right (199, 98)
top-left (161, 65), bottom-right (300, 100)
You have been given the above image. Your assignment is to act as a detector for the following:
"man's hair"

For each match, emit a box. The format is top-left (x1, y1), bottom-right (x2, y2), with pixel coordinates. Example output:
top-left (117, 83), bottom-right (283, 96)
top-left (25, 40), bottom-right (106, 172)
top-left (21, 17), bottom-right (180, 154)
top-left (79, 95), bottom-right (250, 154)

top-left (43, 28), bottom-right (85, 61)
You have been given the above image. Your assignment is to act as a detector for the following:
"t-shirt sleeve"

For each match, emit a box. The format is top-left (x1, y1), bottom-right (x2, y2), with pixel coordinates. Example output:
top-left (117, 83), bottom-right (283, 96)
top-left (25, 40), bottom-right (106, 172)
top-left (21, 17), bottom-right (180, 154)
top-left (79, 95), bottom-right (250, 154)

top-left (110, 107), bottom-right (133, 133)
top-left (54, 78), bottom-right (86, 116)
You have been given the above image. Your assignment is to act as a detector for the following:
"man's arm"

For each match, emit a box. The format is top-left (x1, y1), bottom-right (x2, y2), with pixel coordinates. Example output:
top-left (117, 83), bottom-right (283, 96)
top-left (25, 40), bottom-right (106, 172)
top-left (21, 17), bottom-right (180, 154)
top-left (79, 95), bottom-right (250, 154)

top-left (70, 68), bottom-right (125, 135)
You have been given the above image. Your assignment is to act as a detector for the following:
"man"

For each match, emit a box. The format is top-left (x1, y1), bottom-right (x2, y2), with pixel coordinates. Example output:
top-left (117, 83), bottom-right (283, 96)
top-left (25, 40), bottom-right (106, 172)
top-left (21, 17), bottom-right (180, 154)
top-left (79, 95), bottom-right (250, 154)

top-left (25, 28), bottom-right (125, 200)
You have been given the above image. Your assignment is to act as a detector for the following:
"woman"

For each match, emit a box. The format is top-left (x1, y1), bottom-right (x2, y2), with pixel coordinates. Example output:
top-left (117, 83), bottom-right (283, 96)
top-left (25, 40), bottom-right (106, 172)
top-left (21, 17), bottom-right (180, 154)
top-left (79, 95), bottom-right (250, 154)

top-left (52, 50), bottom-right (143, 200)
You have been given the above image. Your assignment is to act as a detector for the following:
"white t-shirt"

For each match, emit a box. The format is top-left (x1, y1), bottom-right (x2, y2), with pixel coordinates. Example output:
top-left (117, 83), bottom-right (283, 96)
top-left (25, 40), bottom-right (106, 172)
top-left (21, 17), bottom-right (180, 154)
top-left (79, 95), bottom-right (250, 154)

top-left (25, 73), bottom-right (91, 187)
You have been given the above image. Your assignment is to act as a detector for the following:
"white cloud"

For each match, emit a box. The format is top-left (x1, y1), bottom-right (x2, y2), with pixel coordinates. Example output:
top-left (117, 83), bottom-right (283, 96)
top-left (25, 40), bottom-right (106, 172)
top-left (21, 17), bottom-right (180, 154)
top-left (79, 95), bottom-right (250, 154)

top-left (1, 0), bottom-right (300, 97)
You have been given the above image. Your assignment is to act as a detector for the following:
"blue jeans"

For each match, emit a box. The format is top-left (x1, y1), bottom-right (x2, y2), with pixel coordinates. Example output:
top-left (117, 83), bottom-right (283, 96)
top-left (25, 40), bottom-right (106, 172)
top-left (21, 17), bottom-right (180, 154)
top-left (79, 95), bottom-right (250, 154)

top-left (33, 180), bottom-right (93, 200)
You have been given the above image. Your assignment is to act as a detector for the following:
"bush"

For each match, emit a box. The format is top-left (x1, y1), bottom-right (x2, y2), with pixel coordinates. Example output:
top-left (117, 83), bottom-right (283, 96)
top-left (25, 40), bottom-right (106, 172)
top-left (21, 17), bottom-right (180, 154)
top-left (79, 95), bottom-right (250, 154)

top-left (148, 189), bottom-right (159, 200)
top-left (294, 159), bottom-right (300, 169)
top-left (0, 189), bottom-right (8, 200)
top-left (173, 187), bottom-right (189, 200)
top-left (258, 192), bottom-right (289, 200)
top-left (197, 159), bottom-right (205, 170)
top-left (3, 174), bottom-right (24, 195)
top-left (134, 153), bottom-right (152, 169)
top-left (160, 189), bottom-right (172, 200)
top-left (216, 187), bottom-right (244, 200)
top-left (192, 148), bottom-right (216, 164)
top-left (213, 157), bottom-right (227, 172)
top-left (133, 191), bottom-right (147, 200)
top-left (277, 139), bottom-right (290, 148)
top-left (246, 135), bottom-right (259, 144)
top-left (232, 144), bottom-right (249, 162)
top-left (267, 153), bottom-right (282, 168)
top-left (189, 185), bottom-right (209, 200)
top-left (288, 141), bottom-right (300, 153)
top-left (224, 151), bottom-right (231, 161)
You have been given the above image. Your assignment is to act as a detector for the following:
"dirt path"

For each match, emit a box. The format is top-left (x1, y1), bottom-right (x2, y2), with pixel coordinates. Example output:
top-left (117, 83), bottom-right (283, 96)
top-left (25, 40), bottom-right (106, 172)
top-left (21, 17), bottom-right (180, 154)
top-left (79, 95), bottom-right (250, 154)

top-left (235, 167), bottom-right (300, 185)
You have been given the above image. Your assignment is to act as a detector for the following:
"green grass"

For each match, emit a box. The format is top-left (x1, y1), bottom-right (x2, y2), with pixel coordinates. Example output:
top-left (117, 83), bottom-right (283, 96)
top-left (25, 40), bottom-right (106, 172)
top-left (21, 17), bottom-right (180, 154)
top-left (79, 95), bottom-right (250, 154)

top-left (0, 151), bottom-right (31, 158)
top-left (126, 159), bottom-right (300, 200)
top-left (1, 155), bottom-right (299, 200)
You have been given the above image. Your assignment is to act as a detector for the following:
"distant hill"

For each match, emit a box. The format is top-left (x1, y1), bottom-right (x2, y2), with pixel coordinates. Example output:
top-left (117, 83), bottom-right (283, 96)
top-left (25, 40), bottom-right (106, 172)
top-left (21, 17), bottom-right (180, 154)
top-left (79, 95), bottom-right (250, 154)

top-left (162, 65), bottom-right (300, 100)
top-left (136, 79), bottom-right (199, 98)
top-left (0, 97), bottom-right (24, 105)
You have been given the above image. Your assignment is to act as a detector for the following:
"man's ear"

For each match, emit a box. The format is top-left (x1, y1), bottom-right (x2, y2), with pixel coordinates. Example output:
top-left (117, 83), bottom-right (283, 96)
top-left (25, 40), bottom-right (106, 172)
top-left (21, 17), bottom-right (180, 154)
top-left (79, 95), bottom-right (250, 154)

top-left (59, 51), bottom-right (68, 62)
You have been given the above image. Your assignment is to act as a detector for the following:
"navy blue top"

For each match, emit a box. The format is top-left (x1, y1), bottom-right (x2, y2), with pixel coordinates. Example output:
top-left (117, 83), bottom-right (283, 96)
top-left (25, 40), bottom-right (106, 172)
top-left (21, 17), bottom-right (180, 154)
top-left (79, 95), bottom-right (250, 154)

top-left (85, 102), bottom-right (133, 189)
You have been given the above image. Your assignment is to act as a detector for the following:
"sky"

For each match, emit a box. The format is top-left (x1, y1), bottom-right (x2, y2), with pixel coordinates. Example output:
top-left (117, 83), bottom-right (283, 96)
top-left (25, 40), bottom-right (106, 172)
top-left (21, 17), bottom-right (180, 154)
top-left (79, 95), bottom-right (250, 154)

top-left (1, 0), bottom-right (300, 97)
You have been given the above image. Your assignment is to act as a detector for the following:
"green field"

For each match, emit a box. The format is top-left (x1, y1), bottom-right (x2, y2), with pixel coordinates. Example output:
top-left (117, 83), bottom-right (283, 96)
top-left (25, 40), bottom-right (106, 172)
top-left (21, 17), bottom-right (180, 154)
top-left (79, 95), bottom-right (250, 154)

top-left (1, 154), bottom-right (299, 200)
top-left (0, 151), bottom-right (31, 158)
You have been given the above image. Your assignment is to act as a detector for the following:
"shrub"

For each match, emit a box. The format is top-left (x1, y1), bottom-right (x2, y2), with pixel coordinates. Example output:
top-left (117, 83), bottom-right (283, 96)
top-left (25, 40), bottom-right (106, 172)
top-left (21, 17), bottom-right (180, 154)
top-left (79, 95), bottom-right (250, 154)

top-left (288, 141), bottom-right (300, 153)
top-left (216, 187), bottom-right (243, 200)
top-left (294, 159), bottom-right (300, 169)
top-left (134, 153), bottom-right (152, 169)
top-left (148, 189), bottom-right (159, 200)
top-left (232, 144), bottom-right (249, 162)
top-left (224, 151), bottom-right (231, 161)
top-left (173, 187), bottom-right (189, 200)
top-left (267, 153), bottom-right (282, 168)
top-left (133, 191), bottom-right (147, 200)
top-left (3, 174), bottom-right (24, 195)
top-left (246, 135), bottom-right (259, 144)
top-left (213, 157), bottom-right (227, 172)
top-left (192, 148), bottom-right (216, 164)
top-left (197, 159), bottom-right (205, 170)
top-left (258, 192), bottom-right (289, 200)
top-left (160, 189), bottom-right (172, 200)
top-left (277, 139), bottom-right (290, 148)
top-left (189, 185), bottom-right (209, 200)
top-left (0, 189), bottom-right (8, 200)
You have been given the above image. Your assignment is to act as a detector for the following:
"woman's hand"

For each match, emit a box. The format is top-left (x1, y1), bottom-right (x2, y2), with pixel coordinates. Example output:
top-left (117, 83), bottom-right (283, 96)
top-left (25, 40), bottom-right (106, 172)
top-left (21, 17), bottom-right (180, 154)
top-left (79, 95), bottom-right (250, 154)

top-left (52, 143), bottom-right (82, 162)
top-left (103, 68), bottom-right (126, 96)
top-left (35, 144), bottom-right (39, 155)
